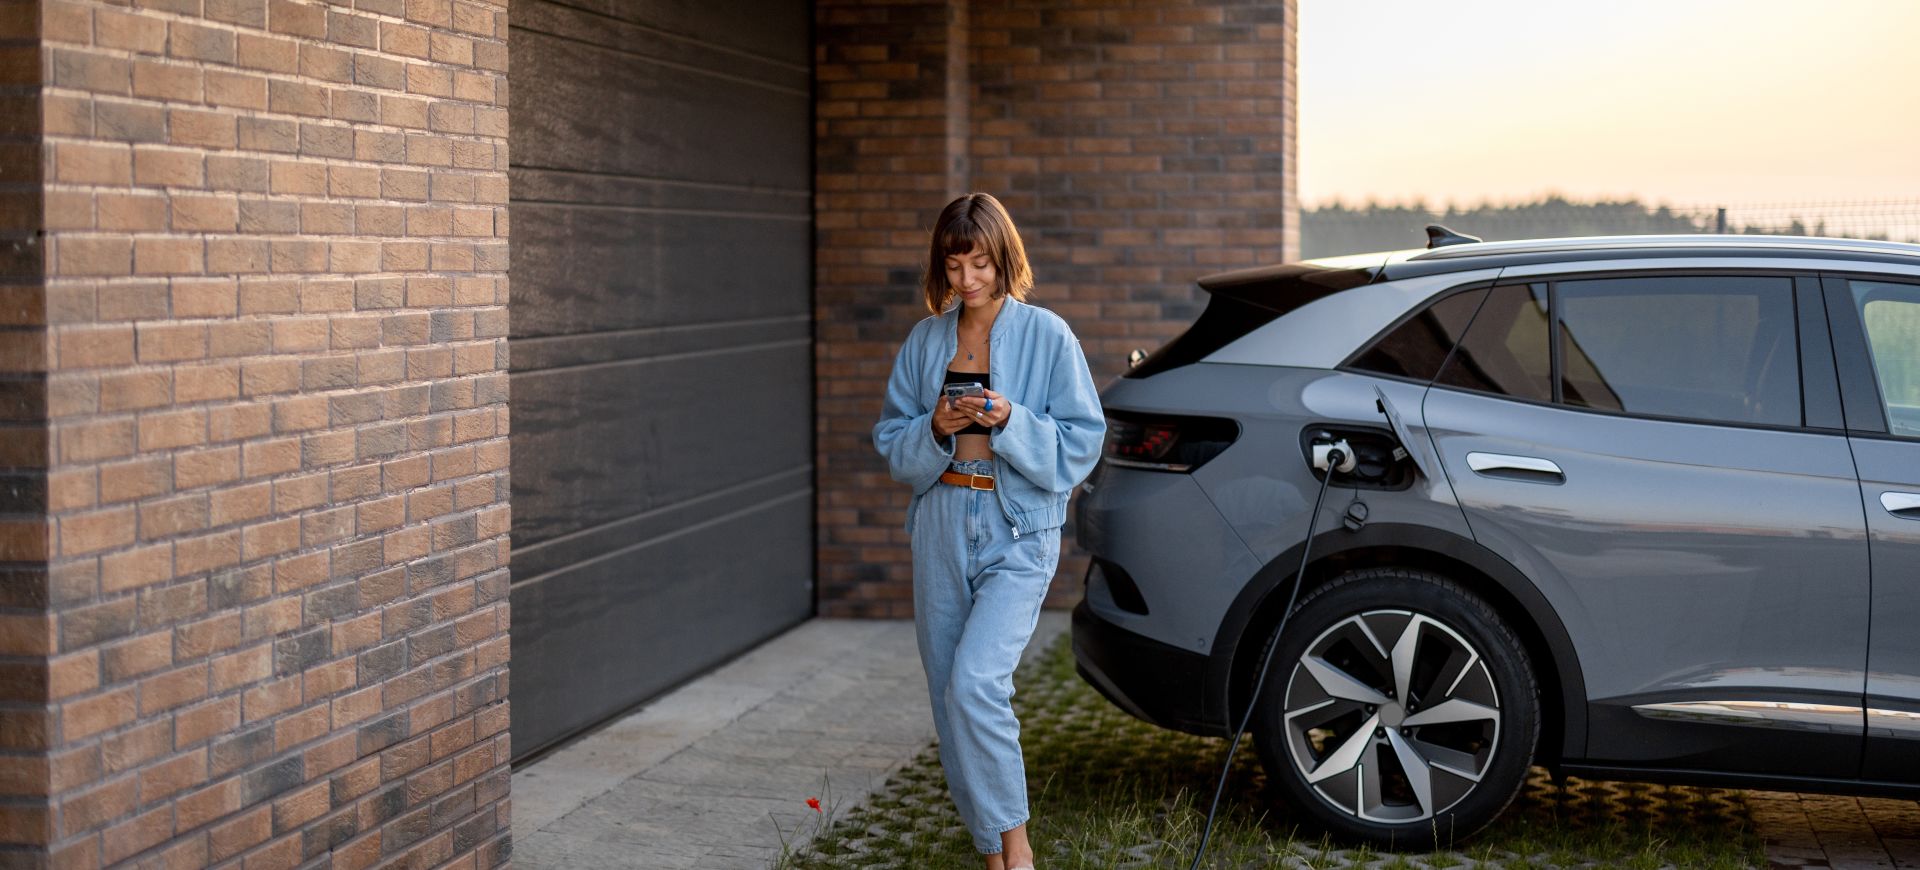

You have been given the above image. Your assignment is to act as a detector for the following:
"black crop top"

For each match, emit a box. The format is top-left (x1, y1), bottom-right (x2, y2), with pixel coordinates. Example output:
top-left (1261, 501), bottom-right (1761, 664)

top-left (944, 370), bottom-right (993, 436)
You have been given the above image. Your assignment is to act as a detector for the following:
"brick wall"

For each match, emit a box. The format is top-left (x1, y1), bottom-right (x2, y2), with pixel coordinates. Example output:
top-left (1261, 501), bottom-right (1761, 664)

top-left (2, 0), bottom-right (514, 860)
top-left (1, 0), bottom-right (51, 857)
top-left (814, 0), bottom-right (967, 618)
top-left (969, 1), bottom-right (1297, 378)
top-left (814, 0), bottom-right (1298, 617)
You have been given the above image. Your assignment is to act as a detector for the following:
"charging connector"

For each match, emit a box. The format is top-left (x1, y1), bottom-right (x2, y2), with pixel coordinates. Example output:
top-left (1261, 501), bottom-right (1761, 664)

top-left (1311, 438), bottom-right (1356, 474)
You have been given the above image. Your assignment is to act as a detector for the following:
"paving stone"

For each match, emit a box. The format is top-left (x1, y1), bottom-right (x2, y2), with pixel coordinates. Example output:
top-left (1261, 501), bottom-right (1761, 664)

top-left (1751, 792), bottom-right (1920, 870)
top-left (511, 613), bottom-right (1067, 869)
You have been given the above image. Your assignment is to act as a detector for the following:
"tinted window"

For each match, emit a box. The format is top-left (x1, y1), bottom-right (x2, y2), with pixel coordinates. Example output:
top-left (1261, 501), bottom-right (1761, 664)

top-left (1349, 288), bottom-right (1488, 381)
top-left (1127, 262), bottom-right (1376, 379)
top-left (1128, 295), bottom-right (1279, 379)
top-left (1557, 276), bottom-right (1798, 426)
top-left (1435, 283), bottom-right (1551, 402)
top-left (1851, 280), bottom-right (1920, 437)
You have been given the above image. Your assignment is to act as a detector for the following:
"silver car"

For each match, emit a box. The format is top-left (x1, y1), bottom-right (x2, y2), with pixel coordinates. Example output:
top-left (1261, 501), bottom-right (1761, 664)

top-left (1071, 232), bottom-right (1920, 845)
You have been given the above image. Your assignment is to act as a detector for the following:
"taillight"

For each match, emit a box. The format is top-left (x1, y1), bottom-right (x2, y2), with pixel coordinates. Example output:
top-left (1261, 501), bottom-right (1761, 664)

top-left (1101, 413), bottom-right (1239, 473)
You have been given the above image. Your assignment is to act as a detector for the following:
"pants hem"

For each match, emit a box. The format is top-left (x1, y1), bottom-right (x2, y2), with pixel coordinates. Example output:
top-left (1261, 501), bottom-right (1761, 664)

top-left (973, 815), bottom-right (1029, 854)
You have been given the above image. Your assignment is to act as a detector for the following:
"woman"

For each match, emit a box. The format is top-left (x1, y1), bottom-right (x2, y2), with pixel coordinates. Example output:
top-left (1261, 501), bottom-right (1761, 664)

top-left (872, 193), bottom-right (1105, 869)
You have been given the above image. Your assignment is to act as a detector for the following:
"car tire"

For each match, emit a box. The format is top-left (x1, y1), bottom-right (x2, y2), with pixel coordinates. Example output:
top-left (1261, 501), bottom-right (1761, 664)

top-left (1250, 566), bottom-right (1539, 848)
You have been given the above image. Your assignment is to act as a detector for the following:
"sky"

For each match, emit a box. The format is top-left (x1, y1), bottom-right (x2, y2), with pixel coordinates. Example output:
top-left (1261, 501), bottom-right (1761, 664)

top-left (1297, 0), bottom-right (1920, 209)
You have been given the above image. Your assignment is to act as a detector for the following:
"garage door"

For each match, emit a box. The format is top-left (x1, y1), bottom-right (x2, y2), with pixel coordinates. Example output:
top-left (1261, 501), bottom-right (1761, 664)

top-left (506, 0), bottom-right (813, 760)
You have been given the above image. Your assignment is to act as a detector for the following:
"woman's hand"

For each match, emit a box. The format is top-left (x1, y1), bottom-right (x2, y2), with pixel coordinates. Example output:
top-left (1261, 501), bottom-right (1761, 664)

top-left (954, 389), bottom-right (1011, 430)
top-left (931, 395), bottom-right (975, 439)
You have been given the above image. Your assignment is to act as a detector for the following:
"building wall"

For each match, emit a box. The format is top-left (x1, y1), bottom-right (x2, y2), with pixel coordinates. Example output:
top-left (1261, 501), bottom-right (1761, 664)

top-left (814, 0), bottom-right (1298, 617)
top-left (813, 0), bottom-right (965, 619)
top-left (0, 0), bottom-right (51, 858)
top-left (2, 0), bottom-right (514, 860)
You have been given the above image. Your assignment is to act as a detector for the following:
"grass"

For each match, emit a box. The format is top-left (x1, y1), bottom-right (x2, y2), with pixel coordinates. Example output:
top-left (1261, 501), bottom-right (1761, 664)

top-left (774, 633), bottom-right (1764, 869)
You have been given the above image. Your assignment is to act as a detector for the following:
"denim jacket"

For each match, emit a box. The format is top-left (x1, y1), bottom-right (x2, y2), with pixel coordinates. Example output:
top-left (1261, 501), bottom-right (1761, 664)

top-left (873, 297), bottom-right (1106, 538)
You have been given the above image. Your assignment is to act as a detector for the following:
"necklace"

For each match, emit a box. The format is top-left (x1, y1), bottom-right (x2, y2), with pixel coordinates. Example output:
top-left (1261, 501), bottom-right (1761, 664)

top-left (960, 331), bottom-right (988, 361)
top-left (958, 300), bottom-right (1000, 361)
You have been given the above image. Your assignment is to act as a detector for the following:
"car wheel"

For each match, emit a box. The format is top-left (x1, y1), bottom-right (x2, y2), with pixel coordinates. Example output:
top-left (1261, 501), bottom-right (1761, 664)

top-left (1251, 567), bottom-right (1539, 847)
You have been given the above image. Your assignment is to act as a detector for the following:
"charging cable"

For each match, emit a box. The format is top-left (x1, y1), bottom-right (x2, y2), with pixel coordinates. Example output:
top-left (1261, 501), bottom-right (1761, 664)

top-left (1188, 444), bottom-right (1345, 870)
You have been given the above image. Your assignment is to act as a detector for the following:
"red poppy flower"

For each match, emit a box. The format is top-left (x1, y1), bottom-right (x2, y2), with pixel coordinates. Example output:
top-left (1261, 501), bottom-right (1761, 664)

top-left (806, 797), bottom-right (822, 813)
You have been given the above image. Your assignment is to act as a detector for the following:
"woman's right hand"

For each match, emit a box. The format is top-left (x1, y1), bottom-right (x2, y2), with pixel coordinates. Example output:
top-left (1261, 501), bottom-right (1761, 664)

top-left (931, 396), bottom-right (973, 439)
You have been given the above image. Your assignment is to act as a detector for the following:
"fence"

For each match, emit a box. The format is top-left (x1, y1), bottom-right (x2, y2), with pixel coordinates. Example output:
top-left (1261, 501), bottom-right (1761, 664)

top-left (1301, 199), bottom-right (1920, 260)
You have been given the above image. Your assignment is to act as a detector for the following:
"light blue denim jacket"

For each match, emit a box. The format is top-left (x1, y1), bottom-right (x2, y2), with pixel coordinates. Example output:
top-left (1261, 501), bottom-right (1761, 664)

top-left (873, 297), bottom-right (1106, 538)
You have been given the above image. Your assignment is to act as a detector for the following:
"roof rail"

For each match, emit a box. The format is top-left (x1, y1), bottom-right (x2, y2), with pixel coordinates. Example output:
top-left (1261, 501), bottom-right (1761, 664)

top-left (1407, 233), bottom-right (1920, 260)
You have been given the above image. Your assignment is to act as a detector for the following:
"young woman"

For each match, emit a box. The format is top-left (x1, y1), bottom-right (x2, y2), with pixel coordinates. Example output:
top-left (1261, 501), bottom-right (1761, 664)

top-left (872, 193), bottom-right (1105, 869)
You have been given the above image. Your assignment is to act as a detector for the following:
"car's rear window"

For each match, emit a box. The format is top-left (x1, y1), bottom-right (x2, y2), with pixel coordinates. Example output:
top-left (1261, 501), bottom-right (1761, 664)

top-left (1348, 288), bottom-right (1488, 382)
top-left (1435, 283), bottom-right (1552, 402)
top-left (1127, 262), bottom-right (1378, 379)
top-left (1557, 276), bottom-right (1798, 427)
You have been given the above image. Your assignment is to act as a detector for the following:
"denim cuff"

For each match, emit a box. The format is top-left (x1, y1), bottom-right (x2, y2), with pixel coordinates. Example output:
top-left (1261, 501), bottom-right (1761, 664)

top-left (973, 815), bottom-right (1029, 854)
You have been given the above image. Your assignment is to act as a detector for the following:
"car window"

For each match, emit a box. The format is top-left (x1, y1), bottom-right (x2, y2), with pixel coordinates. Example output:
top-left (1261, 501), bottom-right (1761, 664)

top-left (1434, 283), bottom-right (1551, 402)
top-left (1850, 280), bottom-right (1920, 437)
top-left (1349, 288), bottom-right (1488, 381)
top-left (1556, 276), bottom-right (1799, 427)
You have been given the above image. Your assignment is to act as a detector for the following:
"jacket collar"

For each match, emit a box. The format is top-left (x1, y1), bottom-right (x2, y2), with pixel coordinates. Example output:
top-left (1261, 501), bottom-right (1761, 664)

top-left (942, 295), bottom-right (1023, 343)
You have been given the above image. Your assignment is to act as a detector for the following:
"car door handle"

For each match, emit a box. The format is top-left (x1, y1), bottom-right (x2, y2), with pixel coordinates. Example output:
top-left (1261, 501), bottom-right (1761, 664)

top-left (1465, 452), bottom-right (1565, 483)
top-left (1882, 492), bottom-right (1920, 518)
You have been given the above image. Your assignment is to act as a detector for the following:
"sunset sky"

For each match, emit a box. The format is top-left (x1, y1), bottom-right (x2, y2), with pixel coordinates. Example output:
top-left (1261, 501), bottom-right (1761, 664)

top-left (1297, 0), bottom-right (1920, 209)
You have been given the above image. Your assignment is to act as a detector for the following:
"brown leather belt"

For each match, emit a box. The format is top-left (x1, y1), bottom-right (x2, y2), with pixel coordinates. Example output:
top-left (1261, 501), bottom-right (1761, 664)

top-left (938, 471), bottom-right (996, 491)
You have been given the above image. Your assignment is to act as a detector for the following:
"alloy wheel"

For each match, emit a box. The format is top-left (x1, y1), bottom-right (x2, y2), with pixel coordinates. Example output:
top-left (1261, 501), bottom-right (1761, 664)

top-left (1279, 608), bottom-right (1502, 824)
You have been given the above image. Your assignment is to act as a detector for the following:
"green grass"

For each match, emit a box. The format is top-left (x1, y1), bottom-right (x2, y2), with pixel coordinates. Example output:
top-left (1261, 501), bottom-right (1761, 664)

top-left (775, 633), bottom-right (1763, 869)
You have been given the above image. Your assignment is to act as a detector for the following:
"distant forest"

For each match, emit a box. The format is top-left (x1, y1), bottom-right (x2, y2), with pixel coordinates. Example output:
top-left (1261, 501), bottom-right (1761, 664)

top-left (1300, 196), bottom-right (1909, 259)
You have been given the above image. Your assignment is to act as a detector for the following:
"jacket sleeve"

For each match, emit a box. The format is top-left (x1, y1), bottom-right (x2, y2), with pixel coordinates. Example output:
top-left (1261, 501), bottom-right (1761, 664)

top-left (991, 322), bottom-right (1106, 494)
top-left (872, 323), bottom-right (955, 493)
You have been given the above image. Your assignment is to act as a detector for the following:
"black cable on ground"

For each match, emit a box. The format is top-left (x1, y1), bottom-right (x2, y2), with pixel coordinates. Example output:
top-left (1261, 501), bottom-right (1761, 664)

top-left (1187, 449), bottom-right (1343, 870)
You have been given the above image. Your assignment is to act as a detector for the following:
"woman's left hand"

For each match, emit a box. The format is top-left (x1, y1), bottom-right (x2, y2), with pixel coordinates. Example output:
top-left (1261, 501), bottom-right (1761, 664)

top-left (955, 389), bottom-right (1011, 430)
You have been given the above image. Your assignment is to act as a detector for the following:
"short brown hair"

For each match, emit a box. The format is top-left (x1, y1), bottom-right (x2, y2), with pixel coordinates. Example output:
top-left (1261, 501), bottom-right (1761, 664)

top-left (921, 193), bottom-right (1034, 315)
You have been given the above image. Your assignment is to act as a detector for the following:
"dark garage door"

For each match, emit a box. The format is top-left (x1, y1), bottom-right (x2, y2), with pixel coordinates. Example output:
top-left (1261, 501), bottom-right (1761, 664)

top-left (506, 0), bottom-right (813, 760)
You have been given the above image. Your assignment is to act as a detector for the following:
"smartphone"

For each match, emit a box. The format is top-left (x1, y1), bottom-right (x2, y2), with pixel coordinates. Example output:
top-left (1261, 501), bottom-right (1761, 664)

top-left (943, 382), bottom-right (984, 401)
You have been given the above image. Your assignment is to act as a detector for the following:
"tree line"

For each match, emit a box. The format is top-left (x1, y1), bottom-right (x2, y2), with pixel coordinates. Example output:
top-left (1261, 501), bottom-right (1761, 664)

top-left (1301, 195), bottom-right (1907, 259)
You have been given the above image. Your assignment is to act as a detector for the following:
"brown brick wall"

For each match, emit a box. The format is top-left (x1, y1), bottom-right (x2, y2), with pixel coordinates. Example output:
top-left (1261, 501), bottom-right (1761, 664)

top-left (2, 0), bottom-right (514, 860)
top-left (815, 0), bottom-right (967, 619)
top-left (0, 0), bottom-right (50, 858)
top-left (814, 0), bottom-right (1298, 618)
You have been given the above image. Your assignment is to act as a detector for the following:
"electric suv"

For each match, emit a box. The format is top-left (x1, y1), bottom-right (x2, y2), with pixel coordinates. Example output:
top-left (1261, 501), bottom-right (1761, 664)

top-left (1070, 231), bottom-right (1920, 845)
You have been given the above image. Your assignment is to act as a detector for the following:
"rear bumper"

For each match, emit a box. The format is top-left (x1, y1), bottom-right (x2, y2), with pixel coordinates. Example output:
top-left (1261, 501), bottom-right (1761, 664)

top-left (1072, 599), bottom-right (1219, 736)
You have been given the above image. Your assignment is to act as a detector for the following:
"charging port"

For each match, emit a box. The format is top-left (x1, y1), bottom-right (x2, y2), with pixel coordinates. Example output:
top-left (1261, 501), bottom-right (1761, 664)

top-left (1298, 425), bottom-right (1413, 490)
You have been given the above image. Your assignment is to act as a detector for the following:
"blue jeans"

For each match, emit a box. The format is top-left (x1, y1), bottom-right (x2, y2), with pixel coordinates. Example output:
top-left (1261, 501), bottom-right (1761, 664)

top-left (911, 458), bottom-right (1062, 854)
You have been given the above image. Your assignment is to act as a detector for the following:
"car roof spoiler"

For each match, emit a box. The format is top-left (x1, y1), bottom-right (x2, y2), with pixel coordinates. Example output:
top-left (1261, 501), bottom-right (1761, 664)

top-left (1195, 256), bottom-right (1386, 314)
